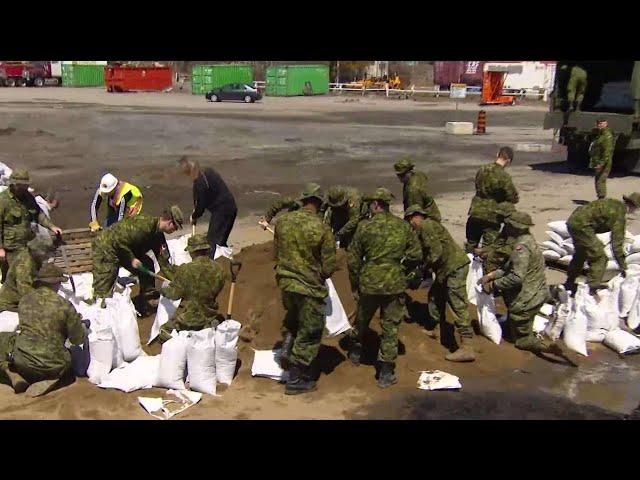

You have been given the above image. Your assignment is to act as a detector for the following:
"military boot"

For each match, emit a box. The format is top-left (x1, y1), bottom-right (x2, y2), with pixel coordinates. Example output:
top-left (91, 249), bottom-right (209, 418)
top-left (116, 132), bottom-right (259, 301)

top-left (26, 378), bottom-right (62, 398)
top-left (347, 342), bottom-right (361, 366)
top-left (2, 367), bottom-right (28, 394)
top-left (377, 361), bottom-right (398, 389)
top-left (133, 295), bottom-right (151, 316)
top-left (543, 340), bottom-right (581, 368)
top-left (284, 364), bottom-right (317, 395)
top-left (445, 335), bottom-right (476, 363)
top-left (278, 332), bottom-right (294, 369)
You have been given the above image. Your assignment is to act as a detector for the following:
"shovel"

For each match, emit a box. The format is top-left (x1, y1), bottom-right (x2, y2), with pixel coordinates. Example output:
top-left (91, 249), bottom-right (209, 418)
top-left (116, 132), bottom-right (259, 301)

top-left (258, 220), bottom-right (274, 234)
top-left (136, 263), bottom-right (170, 284)
top-left (227, 260), bottom-right (242, 320)
top-left (59, 245), bottom-right (76, 295)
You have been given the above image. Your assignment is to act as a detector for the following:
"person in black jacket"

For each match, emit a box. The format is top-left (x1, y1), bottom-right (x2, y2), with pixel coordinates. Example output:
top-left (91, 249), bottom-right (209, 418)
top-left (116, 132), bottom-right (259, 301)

top-left (178, 156), bottom-right (237, 251)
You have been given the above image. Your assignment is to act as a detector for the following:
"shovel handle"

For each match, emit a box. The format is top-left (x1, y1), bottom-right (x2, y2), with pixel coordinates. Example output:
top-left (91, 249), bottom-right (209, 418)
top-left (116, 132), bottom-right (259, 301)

top-left (258, 220), bottom-right (274, 234)
top-left (227, 281), bottom-right (236, 319)
top-left (229, 260), bottom-right (242, 282)
top-left (192, 224), bottom-right (196, 236)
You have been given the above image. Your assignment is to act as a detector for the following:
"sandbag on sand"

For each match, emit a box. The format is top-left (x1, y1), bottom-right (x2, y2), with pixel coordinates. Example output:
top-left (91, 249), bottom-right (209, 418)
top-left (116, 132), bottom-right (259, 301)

top-left (563, 285), bottom-right (589, 356)
top-left (547, 221), bottom-right (569, 238)
top-left (542, 241), bottom-right (567, 257)
top-left (543, 250), bottom-right (561, 261)
top-left (187, 328), bottom-right (217, 395)
top-left (215, 320), bottom-right (241, 386)
top-left (99, 356), bottom-right (160, 393)
top-left (546, 230), bottom-right (565, 245)
top-left (155, 331), bottom-right (189, 390)
top-left (105, 288), bottom-right (144, 362)
top-left (466, 254), bottom-right (482, 306)
top-left (87, 327), bottom-right (116, 385)
top-left (562, 239), bottom-right (575, 255)
top-left (627, 289), bottom-right (640, 330)
top-left (627, 235), bottom-right (640, 255)
top-left (627, 252), bottom-right (640, 265)
top-left (604, 329), bottom-right (640, 355)
top-left (476, 291), bottom-right (501, 345)
top-left (148, 295), bottom-right (181, 345)
top-left (545, 295), bottom-right (572, 341)
top-left (166, 235), bottom-right (192, 266)
top-left (620, 275), bottom-right (640, 318)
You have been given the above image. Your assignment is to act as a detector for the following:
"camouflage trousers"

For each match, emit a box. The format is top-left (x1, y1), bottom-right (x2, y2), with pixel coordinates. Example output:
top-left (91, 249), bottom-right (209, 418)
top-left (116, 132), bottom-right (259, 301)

top-left (567, 70), bottom-right (586, 107)
top-left (465, 217), bottom-right (501, 253)
top-left (91, 242), bottom-right (155, 298)
top-left (281, 291), bottom-right (326, 367)
top-left (566, 223), bottom-right (607, 289)
top-left (427, 265), bottom-right (474, 339)
top-left (0, 332), bottom-right (71, 385)
top-left (595, 167), bottom-right (610, 199)
top-left (158, 313), bottom-right (224, 344)
top-left (0, 248), bottom-right (25, 285)
top-left (507, 301), bottom-right (546, 353)
top-left (349, 293), bottom-right (404, 362)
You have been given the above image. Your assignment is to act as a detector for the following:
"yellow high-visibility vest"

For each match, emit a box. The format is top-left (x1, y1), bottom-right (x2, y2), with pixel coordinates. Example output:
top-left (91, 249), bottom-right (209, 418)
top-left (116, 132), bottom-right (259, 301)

top-left (110, 181), bottom-right (143, 216)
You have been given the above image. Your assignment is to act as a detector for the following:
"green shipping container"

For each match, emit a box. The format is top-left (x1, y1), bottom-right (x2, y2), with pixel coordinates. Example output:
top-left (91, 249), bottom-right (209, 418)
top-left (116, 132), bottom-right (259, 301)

top-left (61, 64), bottom-right (105, 87)
top-left (265, 65), bottom-right (329, 97)
top-left (190, 64), bottom-right (253, 95)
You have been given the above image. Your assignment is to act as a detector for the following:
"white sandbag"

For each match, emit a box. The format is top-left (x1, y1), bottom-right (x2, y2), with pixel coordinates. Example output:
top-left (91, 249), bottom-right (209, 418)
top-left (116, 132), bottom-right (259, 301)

top-left (586, 329), bottom-right (607, 343)
top-left (324, 279), bottom-right (351, 336)
top-left (0, 311), bottom-right (19, 332)
top-left (541, 241), bottom-right (567, 257)
top-left (603, 329), bottom-right (640, 355)
top-left (155, 333), bottom-right (189, 390)
top-left (99, 355), bottom-right (160, 393)
top-left (604, 244), bottom-right (615, 260)
top-left (546, 295), bottom-right (572, 341)
top-left (108, 289), bottom-right (143, 362)
top-left (586, 288), bottom-right (619, 331)
top-left (547, 221), bottom-right (569, 238)
top-left (215, 319), bottom-right (241, 386)
top-left (606, 260), bottom-right (622, 272)
top-left (563, 285), bottom-right (589, 356)
top-left (596, 232), bottom-right (611, 245)
top-left (627, 252), bottom-right (640, 265)
top-left (476, 291), bottom-right (501, 344)
top-left (87, 327), bottom-right (116, 385)
top-left (540, 303), bottom-right (554, 316)
top-left (559, 255), bottom-right (573, 263)
top-left (148, 295), bottom-right (181, 345)
top-left (627, 235), bottom-right (640, 254)
top-left (543, 250), bottom-right (561, 261)
top-left (187, 328), bottom-right (217, 395)
top-left (214, 245), bottom-right (233, 260)
top-left (533, 315), bottom-right (549, 334)
top-left (466, 254), bottom-right (482, 306)
top-left (546, 230), bottom-right (565, 245)
top-left (562, 239), bottom-right (575, 255)
top-left (166, 235), bottom-right (192, 266)
top-left (620, 275), bottom-right (640, 318)
top-left (627, 290), bottom-right (640, 330)
top-left (251, 349), bottom-right (288, 381)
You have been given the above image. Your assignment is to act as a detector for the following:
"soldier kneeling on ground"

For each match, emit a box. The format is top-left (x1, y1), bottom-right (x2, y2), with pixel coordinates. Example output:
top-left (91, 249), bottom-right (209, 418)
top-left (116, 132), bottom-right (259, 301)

top-left (0, 264), bottom-right (90, 397)
top-left (158, 234), bottom-right (226, 343)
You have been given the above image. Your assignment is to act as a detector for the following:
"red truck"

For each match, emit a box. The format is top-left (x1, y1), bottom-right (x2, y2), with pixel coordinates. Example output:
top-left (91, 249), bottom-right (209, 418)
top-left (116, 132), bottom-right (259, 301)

top-left (0, 61), bottom-right (62, 87)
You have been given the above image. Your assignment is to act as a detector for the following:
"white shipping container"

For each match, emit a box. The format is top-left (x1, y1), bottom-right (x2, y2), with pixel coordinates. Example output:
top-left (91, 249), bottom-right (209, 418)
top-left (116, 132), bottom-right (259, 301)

top-left (484, 61), bottom-right (556, 92)
top-left (62, 61), bottom-right (108, 65)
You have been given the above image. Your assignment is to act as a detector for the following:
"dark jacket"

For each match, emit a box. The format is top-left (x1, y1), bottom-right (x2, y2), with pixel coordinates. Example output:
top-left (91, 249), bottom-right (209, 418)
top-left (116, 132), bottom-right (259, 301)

top-left (192, 168), bottom-right (237, 219)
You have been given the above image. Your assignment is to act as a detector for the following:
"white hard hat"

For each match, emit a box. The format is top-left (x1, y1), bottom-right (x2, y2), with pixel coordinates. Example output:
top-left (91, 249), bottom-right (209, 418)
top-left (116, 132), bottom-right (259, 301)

top-left (99, 173), bottom-right (118, 194)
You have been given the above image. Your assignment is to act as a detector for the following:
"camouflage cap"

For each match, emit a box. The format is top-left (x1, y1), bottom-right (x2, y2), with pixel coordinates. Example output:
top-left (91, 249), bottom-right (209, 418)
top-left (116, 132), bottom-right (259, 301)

top-left (504, 210), bottom-right (534, 229)
top-left (9, 169), bottom-right (30, 185)
top-left (623, 192), bottom-right (640, 208)
top-left (363, 187), bottom-right (395, 204)
top-left (403, 204), bottom-right (428, 218)
top-left (298, 182), bottom-right (323, 202)
top-left (326, 186), bottom-right (348, 207)
top-left (36, 263), bottom-right (67, 284)
top-left (169, 205), bottom-right (184, 229)
top-left (185, 234), bottom-right (211, 253)
top-left (393, 156), bottom-right (415, 174)
top-left (27, 235), bottom-right (56, 255)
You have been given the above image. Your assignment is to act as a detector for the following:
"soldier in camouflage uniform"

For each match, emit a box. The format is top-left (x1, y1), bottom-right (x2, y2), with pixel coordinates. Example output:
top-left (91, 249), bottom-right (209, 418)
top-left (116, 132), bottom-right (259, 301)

top-left (394, 156), bottom-right (442, 221)
top-left (465, 147), bottom-right (519, 263)
top-left (347, 188), bottom-right (422, 388)
top-left (0, 236), bottom-right (57, 312)
top-left (478, 212), bottom-right (579, 365)
top-left (274, 183), bottom-right (336, 395)
top-left (565, 194), bottom-right (640, 294)
top-left (0, 170), bottom-right (62, 281)
top-left (158, 234), bottom-right (226, 342)
top-left (323, 185), bottom-right (368, 249)
top-left (263, 195), bottom-right (303, 224)
top-left (566, 65), bottom-right (587, 112)
top-left (90, 206), bottom-right (183, 314)
top-left (589, 119), bottom-right (615, 199)
top-left (0, 263), bottom-right (89, 397)
top-left (404, 205), bottom-right (477, 362)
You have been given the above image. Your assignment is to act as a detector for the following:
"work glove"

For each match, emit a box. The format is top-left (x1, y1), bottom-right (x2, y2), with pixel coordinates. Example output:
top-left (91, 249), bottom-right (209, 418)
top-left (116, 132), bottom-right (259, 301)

top-left (482, 281), bottom-right (494, 294)
top-left (89, 220), bottom-right (102, 233)
top-left (474, 247), bottom-right (488, 260)
top-left (477, 273), bottom-right (494, 285)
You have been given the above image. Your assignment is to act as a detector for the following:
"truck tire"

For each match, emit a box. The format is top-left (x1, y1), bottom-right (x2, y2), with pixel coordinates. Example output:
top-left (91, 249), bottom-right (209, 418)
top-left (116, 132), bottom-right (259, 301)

top-left (17, 78), bottom-right (27, 87)
top-left (33, 77), bottom-right (44, 87)
top-left (6, 78), bottom-right (16, 87)
top-left (566, 135), bottom-right (589, 171)
top-left (615, 149), bottom-right (640, 173)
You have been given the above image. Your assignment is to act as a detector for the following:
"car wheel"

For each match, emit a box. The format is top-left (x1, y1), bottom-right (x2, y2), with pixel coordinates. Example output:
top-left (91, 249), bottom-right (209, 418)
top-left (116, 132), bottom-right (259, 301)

top-left (34, 77), bottom-right (44, 87)
top-left (210, 94), bottom-right (219, 102)
top-left (244, 95), bottom-right (252, 103)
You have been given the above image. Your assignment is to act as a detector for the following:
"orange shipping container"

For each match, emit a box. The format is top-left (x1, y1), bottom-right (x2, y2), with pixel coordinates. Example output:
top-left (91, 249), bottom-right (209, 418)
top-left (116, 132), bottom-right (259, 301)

top-left (105, 66), bottom-right (173, 92)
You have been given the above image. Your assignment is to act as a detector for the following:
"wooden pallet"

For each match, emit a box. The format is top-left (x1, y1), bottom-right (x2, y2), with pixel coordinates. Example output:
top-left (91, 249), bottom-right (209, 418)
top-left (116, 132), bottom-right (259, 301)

top-left (52, 228), bottom-right (96, 274)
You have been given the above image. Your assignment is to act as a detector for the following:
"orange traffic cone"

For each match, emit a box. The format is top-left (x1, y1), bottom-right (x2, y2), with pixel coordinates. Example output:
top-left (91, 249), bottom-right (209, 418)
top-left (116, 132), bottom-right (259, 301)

top-left (476, 110), bottom-right (486, 134)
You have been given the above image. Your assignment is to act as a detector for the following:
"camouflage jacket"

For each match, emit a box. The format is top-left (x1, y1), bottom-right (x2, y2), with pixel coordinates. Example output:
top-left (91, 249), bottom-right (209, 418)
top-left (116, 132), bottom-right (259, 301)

top-left (274, 208), bottom-right (336, 298)
top-left (468, 163), bottom-right (519, 224)
top-left (93, 215), bottom-right (173, 277)
top-left (0, 248), bottom-right (40, 312)
top-left (264, 196), bottom-right (302, 223)
top-left (493, 233), bottom-right (548, 311)
top-left (348, 211), bottom-right (422, 295)
top-left (324, 187), bottom-right (369, 244)
top-left (403, 170), bottom-right (441, 222)
top-left (416, 218), bottom-right (469, 279)
top-left (567, 198), bottom-right (627, 270)
top-left (161, 255), bottom-right (226, 328)
top-left (0, 189), bottom-right (53, 251)
top-left (589, 127), bottom-right (614, 170)
top-left (15, 286), bottom-right (85, 374)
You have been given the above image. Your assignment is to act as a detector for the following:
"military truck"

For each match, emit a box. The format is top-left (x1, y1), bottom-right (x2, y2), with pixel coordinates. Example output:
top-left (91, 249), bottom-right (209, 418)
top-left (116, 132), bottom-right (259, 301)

top-left (544, 61), bottom-right (640, 171)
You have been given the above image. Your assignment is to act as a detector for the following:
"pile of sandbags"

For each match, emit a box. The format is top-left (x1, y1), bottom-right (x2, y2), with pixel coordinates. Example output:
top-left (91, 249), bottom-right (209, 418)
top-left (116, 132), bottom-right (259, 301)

top-left (466, 254), bottom-right (502, 344)
top-left (544, 275), bottom-right (640, 356)
top-left (542, 220), bottom-right (639, 273)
